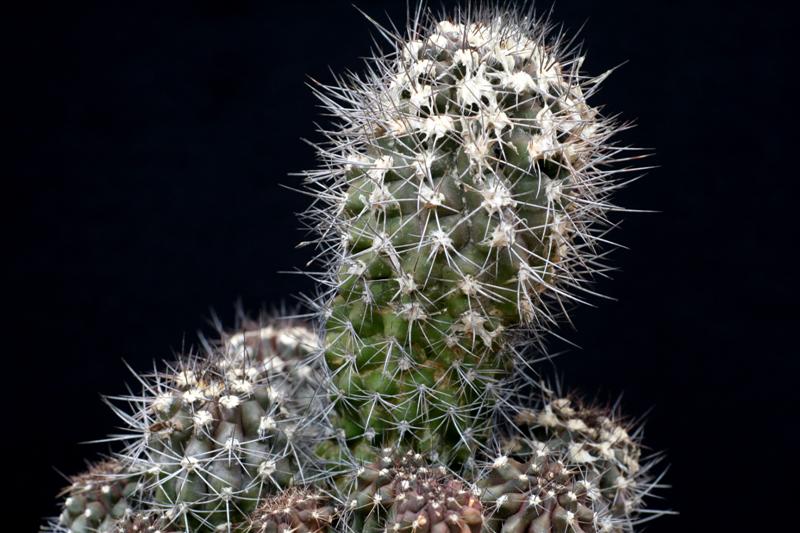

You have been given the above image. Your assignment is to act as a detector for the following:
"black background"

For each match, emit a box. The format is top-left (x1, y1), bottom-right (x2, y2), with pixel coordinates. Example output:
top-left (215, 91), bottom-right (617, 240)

top-left (9, 1), bottom-right (796, 531)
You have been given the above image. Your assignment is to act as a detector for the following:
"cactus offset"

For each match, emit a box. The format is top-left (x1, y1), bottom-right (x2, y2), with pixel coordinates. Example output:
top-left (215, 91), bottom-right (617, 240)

top-left (45, 459), bottom-right (142, 533)
top-left (479, 449), bottom-right (616, 533)
top-left (303, 6), bottom-right (635, 462)
top-left (107, 319), bottom-right (322, 532)
top-left (340, 449), bottom-right (483, 533)
top-left (506, 394), bottom-right (664, 526)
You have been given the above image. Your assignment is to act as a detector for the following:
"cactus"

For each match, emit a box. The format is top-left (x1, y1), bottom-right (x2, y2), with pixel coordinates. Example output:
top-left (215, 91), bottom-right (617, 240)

top-left (340, 449), bottom-right (483, 533)
top-left (45, 459), bottom-right (142, 533)
top-left (105, 318), bottom-right (322, 532)
top-left (512, 395), bottom-right (646, 512)
top-left (481, 393), bottom-right (664, 533)
top-left (42, 4), bottom-right (668, 533)
top-left (479, 449), bottom-right (618, 533)
top-left (302, 5), bottom-right (634, 463)
top-left (246, 488), bottom-right (335, 533)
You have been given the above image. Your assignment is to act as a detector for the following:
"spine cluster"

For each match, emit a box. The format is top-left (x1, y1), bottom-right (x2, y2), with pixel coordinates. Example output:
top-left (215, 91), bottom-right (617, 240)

top-left (43, 5), bottom-right (667, 533)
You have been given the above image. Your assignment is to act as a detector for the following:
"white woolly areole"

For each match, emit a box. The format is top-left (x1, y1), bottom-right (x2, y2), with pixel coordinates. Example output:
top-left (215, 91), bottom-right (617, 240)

top-left (218, 395), bottom-right (241, 409)
top-left (258, 460), bottom-right (277, 477)
top-left (493, 455), bottom-right (509, 468)
top-left (192, 410), bottom-right (214, 429)
top-left (153, 393), bottom-right (174, 413)
top-left (422, 114), bottom-right (454, 140)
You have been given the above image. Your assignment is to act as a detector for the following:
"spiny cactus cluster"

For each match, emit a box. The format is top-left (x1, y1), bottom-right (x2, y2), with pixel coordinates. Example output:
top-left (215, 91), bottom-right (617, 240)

top-left (43, 4), bottom-right (669, 533)
top-left (44, 314), bottom-right (323, 533)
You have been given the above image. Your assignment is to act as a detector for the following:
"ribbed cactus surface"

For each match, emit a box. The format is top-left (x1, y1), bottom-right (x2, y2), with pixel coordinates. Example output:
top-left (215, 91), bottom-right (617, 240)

top-left (49, 460), bottom-right (141, 533)
top-left (480, 451), bottom-right (612, 533)
top-left (478, 393), bottom-right (660, 533)
top-left (109, 319), bottom-right (321, 532)
top-left (509, 395), bottom-right (654, 524)
top-left (305, 10), bottom-right (625, 462)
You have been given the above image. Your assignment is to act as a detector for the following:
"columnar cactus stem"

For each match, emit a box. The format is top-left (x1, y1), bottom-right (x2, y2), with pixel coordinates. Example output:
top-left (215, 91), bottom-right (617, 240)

top-left (302, 6), bottom-right (637, 463)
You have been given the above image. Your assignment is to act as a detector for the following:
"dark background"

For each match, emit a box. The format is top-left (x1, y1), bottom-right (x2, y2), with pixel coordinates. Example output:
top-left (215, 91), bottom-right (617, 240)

top-left (9, 0), bottom-right (796, 531)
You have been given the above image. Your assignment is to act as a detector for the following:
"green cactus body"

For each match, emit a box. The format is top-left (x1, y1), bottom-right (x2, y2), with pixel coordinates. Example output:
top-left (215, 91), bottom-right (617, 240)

top-left (111, 320), bottom-right (321, 532)
top-left (307, 13), bottom-right (620, 464)
top-left (342, 449), bottom-right (483, 533)
top-left (50, 460), bottom-right (141, 533)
